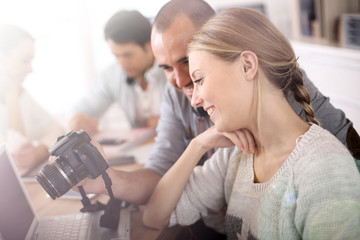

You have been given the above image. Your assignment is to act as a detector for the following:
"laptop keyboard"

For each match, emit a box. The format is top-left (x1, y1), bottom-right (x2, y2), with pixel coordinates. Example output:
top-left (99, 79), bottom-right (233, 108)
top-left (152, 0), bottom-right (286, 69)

top-left (36, 212), bottom-right (93, 240)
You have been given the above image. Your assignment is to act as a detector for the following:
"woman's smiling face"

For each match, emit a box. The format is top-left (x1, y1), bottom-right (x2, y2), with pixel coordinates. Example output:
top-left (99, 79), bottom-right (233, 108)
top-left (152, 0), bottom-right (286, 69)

top-left (189, 50), bottom-right (255, 132)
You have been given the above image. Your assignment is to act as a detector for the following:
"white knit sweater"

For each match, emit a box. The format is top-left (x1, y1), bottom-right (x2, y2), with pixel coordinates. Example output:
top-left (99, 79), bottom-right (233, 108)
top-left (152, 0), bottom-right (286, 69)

top-left (170, 124), bottom-right (360, 239)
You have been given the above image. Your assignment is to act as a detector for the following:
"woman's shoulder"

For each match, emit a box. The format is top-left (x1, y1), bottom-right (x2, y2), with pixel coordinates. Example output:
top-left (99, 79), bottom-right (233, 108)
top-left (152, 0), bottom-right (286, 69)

top-left (297, 124), bottom-right (350, 157)
top-left (293, 124), bottom-right (358, 179)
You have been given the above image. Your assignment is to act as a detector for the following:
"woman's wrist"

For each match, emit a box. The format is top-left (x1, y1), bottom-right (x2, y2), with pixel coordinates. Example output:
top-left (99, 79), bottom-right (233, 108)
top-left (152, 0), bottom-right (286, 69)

top-left (189, 137), bottom-right (210, 160)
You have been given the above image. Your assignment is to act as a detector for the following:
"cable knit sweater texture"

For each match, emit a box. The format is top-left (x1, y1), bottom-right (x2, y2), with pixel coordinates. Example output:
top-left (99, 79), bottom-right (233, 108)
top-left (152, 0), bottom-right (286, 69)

top-left (170, 124), bottom-right (360, 239)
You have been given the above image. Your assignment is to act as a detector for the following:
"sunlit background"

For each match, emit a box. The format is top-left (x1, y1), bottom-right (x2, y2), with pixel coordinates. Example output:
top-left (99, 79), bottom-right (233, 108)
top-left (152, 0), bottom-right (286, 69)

top-left (0, 0), bottom-right (170, 116)
top-left (1, 0), bottom-right (358, 131)
top-left (0, 0), bottom-right (293, 117)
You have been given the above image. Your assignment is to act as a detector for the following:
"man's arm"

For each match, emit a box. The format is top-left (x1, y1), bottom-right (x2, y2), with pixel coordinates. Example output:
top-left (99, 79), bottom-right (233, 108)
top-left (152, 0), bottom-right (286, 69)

top-left (78, 167), bottom-right (161, 205)
top-left (109, 168), bottom-right (161, 205)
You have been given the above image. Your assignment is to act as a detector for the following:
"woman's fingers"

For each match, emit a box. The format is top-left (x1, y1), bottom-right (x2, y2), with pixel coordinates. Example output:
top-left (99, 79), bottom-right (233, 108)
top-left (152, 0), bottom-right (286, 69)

top-left (223, 129), bottom-right (256, 155)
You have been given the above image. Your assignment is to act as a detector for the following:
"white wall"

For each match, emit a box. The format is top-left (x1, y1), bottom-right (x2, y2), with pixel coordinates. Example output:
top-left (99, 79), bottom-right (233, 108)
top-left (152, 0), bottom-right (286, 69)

top-left (292, 41), bottom-right (360, 131)
top-left (208, 0), bottom-right (293, 37)
top-left (1, 0), bottom-right (90, 116)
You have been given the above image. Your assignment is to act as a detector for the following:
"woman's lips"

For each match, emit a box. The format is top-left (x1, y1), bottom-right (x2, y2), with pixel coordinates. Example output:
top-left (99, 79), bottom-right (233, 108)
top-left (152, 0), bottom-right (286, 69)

top-left (204, 106), bottom-right (215, 119)
top-left (206, 107), bottom-right (214, 116)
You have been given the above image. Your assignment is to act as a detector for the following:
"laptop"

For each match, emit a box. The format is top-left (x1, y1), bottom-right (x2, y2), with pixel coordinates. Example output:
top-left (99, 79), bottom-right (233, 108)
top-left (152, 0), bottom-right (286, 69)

top-left (0, 145), bottom-right (130, 240)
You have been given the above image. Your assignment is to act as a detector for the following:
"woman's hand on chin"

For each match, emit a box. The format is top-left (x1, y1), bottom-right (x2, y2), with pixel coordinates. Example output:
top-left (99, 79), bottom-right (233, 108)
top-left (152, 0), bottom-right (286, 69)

top-left (197, 126), bottom-right (256, 155)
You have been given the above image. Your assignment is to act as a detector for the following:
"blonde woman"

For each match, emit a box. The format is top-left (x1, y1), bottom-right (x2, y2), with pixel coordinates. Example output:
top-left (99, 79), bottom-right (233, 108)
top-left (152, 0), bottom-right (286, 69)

top-left (144, 8), bottom-right (360, 239)
top-left (0, 25), bottom-right (64, 171)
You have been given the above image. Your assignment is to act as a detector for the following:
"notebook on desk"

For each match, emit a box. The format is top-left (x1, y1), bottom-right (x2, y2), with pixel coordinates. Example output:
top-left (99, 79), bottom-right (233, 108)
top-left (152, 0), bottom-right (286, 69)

top-left (94, 127), bottom-right (156, 159)
top-left (0, 145), bottom-right (130, 240)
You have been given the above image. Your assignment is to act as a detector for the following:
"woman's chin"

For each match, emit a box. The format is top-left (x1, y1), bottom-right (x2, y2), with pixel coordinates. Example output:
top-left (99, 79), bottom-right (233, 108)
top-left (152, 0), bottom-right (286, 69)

top-left (215, 122), bottom-right (239, 133)
top-left (214, 123), bottom-right (227, 133)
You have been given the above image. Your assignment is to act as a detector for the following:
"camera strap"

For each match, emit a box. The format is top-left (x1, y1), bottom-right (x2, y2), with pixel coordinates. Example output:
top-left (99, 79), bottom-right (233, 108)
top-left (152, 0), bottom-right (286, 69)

top-left (99, 172), bottom-right (121, 229)
top-left (101, 171), bottom-right (115, 199)
top-left (78, 171), bottom-right (121, 230)
top-left (78, 186), bottom-right (106, 212)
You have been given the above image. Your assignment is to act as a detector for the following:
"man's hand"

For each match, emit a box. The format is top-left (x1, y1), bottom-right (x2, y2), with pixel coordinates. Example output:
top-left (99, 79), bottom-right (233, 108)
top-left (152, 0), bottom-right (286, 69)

top-left (69, 114), bottom-right (99, 136)
top-left (73, 139), bottom-right (108, 195)
top-left (196, 126), bottom-right (256, 155)
top-left (74, 173), bottom-right (107, 195)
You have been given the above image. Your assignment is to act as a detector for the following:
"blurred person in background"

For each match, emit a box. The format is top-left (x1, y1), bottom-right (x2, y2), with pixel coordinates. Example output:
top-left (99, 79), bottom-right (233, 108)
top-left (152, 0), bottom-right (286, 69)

top-left (69, 10), bottom-right (166, 136)
top-left (0, 24), bottom-right (65, 171)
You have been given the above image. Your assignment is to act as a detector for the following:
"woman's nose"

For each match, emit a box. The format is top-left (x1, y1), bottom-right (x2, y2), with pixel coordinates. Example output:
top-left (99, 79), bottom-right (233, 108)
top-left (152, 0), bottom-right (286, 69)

top-left (191, 86), bottom-right (203, 108)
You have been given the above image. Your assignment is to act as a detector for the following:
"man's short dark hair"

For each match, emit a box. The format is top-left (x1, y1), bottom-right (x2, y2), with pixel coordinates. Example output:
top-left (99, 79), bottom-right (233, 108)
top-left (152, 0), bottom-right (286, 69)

top-left (153, 0), bottom-right (215, 33)
top-left (104, 10), bottom-right (151, 47)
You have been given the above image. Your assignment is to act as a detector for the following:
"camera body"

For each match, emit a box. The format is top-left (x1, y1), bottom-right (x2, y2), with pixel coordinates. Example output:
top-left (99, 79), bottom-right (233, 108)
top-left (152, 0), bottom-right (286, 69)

top-left (36, 130), bottom-right (109, 200)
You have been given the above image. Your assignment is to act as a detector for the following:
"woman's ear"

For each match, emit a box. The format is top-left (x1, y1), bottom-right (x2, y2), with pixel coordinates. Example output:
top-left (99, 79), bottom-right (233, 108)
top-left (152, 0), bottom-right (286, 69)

top-left (240, 51), bottom-right (258, 81)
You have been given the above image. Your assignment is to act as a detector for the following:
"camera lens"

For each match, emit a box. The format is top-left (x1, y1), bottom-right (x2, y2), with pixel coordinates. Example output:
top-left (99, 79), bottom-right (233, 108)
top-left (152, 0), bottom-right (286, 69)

top-left (35, 157), bottom-right (80, 199)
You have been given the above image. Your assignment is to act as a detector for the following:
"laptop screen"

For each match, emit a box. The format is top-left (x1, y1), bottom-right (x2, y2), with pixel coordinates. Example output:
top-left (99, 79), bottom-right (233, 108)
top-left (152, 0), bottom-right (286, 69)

top-left (0, 146), bottom-right (36, 240)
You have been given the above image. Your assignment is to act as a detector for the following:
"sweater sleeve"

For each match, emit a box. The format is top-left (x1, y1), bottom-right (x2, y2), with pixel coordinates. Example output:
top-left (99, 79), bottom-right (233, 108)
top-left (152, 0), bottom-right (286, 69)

top-left (169, 147), bottom-right (235, 227)
top-left (294, 136), bottom-right (360, 239)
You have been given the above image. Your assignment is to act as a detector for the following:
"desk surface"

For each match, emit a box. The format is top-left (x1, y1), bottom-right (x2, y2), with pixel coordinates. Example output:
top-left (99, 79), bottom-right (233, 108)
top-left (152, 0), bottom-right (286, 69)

top-left (25, 138), bottom-right (161, 240)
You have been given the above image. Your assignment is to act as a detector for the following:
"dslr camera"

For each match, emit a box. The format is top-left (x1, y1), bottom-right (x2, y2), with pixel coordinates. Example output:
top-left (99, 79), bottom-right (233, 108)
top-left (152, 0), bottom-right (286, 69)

top-left (36, 130), bottom-right (109, 200)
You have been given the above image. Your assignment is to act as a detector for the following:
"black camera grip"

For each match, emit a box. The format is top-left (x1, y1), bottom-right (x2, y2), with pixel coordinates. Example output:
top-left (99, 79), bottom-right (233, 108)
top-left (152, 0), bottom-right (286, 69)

top-left (100, 198), bottom-right (122, 229)
top-left (75, 143), bottom-right (109, 178)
